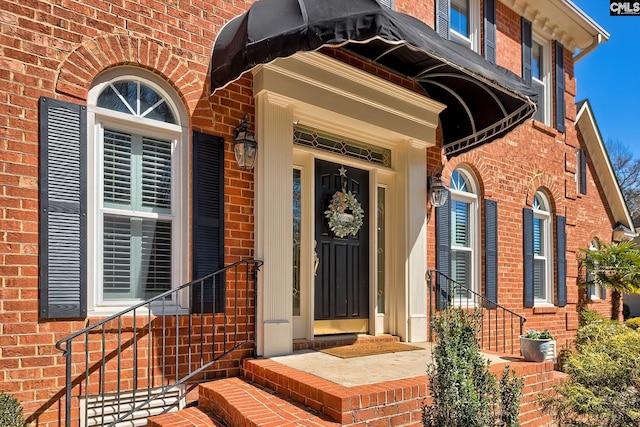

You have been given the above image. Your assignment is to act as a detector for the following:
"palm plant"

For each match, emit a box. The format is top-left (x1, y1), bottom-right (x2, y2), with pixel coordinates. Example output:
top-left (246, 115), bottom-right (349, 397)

top-left (580, 237), bottom-right (640, 320)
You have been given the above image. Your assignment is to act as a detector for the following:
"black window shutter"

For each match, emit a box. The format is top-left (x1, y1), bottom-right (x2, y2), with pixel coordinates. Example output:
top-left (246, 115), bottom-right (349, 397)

top-left (39, 97), bottom-right (87, 319)
top-left (436, 0), bottom-right (450, 39)
top-left (523, 208), bottom-right (534, 307)
top-left (521, 18), bottom-right (532, 86)
top-left (556, 215), bottom-right (567, 307)
top-left (555, 41), bottom-right (566, 132)
top-left (484, 0), bottom-right (497, 63)
top-left (600, 285), bottom-right (606, 299)
top-left (435, 192), bottom-right (451, 309)
top-left (192, 131), bottom-right (225, 313)
top-left (580, 149), bottom-right (587, 194)
top-left (484, 199), bottom-right (498, 308)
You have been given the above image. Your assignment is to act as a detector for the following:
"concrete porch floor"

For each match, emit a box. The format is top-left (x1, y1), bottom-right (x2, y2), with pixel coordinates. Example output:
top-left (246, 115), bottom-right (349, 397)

top-left (271, 339), bottom-right (520, 387)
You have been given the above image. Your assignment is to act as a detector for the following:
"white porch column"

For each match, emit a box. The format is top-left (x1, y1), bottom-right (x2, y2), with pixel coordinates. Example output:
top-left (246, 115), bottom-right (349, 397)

top-left (405, 140), bottom-right (428, 342)
top-left (255, 92), bottom-right (294, 357)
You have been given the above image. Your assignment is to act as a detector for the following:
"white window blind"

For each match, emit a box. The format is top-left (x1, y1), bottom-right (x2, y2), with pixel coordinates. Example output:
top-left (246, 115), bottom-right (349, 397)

top-left (103, 128), bottom-right (173, 300)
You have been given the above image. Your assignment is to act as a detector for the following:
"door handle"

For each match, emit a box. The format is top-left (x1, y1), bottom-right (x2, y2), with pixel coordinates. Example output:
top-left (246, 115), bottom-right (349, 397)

top-left (314, 240), bottom-right (319, 276)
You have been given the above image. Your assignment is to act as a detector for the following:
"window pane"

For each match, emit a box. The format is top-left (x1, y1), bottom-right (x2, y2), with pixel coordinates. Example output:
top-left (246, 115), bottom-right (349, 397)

top-left (140, 219), bottom-right (172, 299)
top-left (104, 130), bottom-right (132, 206)
top-left (532, 42), bottom-right (543, 80)
top-left (103, 215), bottom-right (132, 297)
top-left (112, 81), bottom-right (138, 113)
top-left (450, 170), bottom-right (471, 193)
top-left (377, 187), bottom-right (386, 313)
top-left (534, 258), bottom-right (546, 299)
top-left (450, 0), bottom-right (469, 36)
top-left (97, 85), bottom-right (131, 114)
top-left (533, 217), bottom-right (544, 255)
top-left (140, 83), bottom-right (176, 124)
top-left (292, 169), bottom-right (301, 316)
top-left (452, 200), bottom-right (470, 247)
top-left (533, 80), bottom-right (545, 122)
top-left (98, 80), bottom-right (177, 124)
top-left (103, 215), bottom-right (172, 300)
top-left (452, 250), bottom-right (471, 299)
top-left (142, 136), bottom-right (172, 211)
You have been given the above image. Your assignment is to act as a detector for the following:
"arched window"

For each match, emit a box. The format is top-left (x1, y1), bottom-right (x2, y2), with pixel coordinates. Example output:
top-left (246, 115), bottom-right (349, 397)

top-left (587, 239), bottom-right (604, 300)
top-left (532, 191), bottom-right (553, 305)
top-left (450, 168), bottom-right (480, 301)
top-left (88, 70), bottom-right (188, 310)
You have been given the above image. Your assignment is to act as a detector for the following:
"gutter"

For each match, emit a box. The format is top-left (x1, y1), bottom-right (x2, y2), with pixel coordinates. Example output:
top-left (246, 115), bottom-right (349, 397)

top-left (573, 33), bottom-right (605, 63)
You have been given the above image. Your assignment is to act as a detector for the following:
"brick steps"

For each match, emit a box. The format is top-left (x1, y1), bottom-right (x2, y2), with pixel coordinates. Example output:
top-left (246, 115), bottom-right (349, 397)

top-left (146, 406), bottom-right (227, 427)
top-left (147, 337), bottom-right (560, 427)
top-left (199, 377), bottom-right (339, 426)
top-left (243, 358), bottom-right (428, 426)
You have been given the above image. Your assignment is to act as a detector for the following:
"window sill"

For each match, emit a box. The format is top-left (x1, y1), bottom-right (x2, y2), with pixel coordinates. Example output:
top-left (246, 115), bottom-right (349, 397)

top-left (533, 306), bottom-right (558, 314)
top-left (531, 119), bottom-right (558, 137)
top-left (88, 305), bottom-right (190, 318)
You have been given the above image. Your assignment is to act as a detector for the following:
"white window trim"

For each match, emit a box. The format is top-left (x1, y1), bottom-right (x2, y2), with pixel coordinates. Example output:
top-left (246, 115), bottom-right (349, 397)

top-left (575, 148), bottom-right (580, 194)
top-left (532, 34), bottom-right (552, 126)
top-left (533, 194), bottom-right (554, 307)
top-left (86, 68), bottom-right (190, 316)
top-left (449, 170), bottom-right (480, 307)
top-left (588, 240), bottom-right (601, 300)
top-left (449, 0), bottom-right (480, 53)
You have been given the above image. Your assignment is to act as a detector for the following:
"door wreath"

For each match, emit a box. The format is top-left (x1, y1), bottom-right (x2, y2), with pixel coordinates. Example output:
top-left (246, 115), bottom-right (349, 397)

top-left (324, 190), bottom-right (364, 237)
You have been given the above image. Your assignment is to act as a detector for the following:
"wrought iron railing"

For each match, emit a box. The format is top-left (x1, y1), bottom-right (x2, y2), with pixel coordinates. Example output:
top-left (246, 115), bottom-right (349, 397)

top-left (55, 259), bottom-right (263, 427)
top-left (427, 269), bottom-right (526, 355)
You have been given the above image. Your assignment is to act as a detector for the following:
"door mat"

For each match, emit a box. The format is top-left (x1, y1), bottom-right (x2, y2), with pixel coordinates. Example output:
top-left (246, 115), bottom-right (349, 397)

top-left (319, 341), bottom-right (425, 359)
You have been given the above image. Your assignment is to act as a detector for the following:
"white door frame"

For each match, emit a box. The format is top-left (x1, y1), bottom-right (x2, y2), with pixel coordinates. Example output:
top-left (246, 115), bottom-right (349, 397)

top-left (253, 52), bottom-right (445, 357)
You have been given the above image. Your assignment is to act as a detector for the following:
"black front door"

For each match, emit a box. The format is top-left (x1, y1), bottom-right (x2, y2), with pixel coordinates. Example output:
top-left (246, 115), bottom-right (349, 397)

top-left (314, 159), bottom-right (369, 332)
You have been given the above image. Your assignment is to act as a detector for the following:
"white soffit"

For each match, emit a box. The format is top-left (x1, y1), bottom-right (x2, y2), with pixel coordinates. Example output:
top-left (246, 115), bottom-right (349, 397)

top-left (575, 101), bottom-right (634, 231)
top-left (500, 0), bottom-right (609, 52)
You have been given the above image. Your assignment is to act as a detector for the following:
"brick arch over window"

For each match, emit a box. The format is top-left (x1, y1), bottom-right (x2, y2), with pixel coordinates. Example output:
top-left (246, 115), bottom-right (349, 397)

top-left (442, 151), bottom-right (489, 197)
top-left (524, 174), bottom-right (561, 209)
top-left (56, 35), bottom-right (204, 114)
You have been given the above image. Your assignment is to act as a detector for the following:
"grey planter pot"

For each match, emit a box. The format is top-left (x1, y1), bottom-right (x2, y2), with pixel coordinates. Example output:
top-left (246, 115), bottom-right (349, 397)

top-left (520, 337), bottom-right (556, 362)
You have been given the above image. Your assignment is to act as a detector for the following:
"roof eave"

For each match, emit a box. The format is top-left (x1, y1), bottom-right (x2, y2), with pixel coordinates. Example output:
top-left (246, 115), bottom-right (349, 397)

top-left (499, 0), bottom-right (609, 53)
top-left (575, 100), bottom-right (635, 234)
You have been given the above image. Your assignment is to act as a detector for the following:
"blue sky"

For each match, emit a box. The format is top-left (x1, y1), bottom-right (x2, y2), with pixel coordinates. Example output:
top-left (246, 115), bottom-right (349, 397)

top-left (573, 1), bottom-right (640, 158)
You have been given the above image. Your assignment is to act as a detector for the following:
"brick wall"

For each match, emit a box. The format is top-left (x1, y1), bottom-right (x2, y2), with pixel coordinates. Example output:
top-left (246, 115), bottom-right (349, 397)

top-left (0, 0), bottom-right (256, 425)
top-left (425, 0), bottom-right (617, 354)
top-left (0, 0), bottom-right (615, 425)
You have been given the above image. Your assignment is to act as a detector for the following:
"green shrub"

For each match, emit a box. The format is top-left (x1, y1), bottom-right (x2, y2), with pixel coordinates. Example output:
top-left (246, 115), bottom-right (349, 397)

top-left (422, 309), bottom-right (523, 427)
top-left (575, 319), bottom-right (630, 350)
top-left (579, 308), bottom-right (607, 326)
top-left (540, 320), bottom-right (640, 426)
top-left (625, 317), bottom-right (640, 330)
top-left (0, 393), bottom-right (25, 427)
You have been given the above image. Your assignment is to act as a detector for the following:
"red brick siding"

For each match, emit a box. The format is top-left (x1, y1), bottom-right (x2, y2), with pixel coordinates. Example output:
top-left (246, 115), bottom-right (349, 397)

top-left (0, 0), bottom-right (616, 425)
top-left (1, 0), bottom-right (256, 424)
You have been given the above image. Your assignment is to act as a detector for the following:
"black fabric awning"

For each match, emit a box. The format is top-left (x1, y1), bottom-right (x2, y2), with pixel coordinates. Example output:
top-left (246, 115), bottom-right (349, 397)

top-left (211, 0), bottom-right (537, 157)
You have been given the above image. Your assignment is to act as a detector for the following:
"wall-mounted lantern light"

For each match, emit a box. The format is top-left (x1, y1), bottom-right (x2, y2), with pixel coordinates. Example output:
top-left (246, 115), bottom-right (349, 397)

top-left (233, 114), bottom-right (257, 170)
top-left (428, 170), bottom-right (448, 208)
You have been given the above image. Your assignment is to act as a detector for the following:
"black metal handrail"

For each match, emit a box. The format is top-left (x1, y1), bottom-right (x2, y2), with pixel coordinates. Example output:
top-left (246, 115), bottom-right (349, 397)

top-left (427, 269), bottom-right (526, 355)
top-left (55, 259), bottom-right (263, 427)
